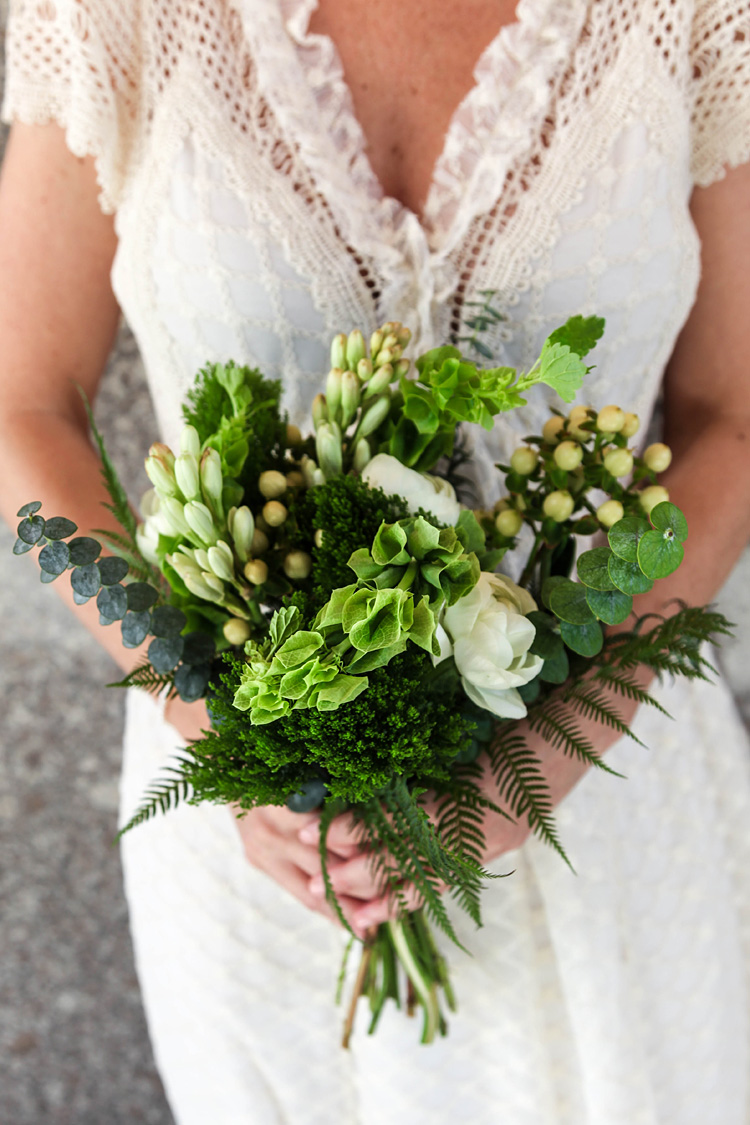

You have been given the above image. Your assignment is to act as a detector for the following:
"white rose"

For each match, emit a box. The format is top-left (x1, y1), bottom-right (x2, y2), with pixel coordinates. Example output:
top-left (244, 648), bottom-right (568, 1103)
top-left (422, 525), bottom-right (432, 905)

top-left (441, 572), bottom-right (544, 719)
top-left (361, 453), bottom-right (461, 525)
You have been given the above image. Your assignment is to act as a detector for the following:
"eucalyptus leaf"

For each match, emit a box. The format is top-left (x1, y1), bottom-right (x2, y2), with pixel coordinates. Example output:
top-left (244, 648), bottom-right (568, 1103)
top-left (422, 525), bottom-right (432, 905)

top-left (16, 501), bottom-right (42, 518)
top-left (40, 569), bottom-right (59, 585)
top-left (43, 516), bottom-right (78, 540)
top-left (121, 610), bottom-right (152, 649)
top-left (12, 538), bottom-right (34, 555)
top-left (71, 563), bottom-right (101, 598)
top-left (608, 516), bottom-right (649, 564)
top-left (39, 541), bottom-right (70, 576)
top-left (174, 661), bottom-right (211, 702)
top-left (637, 529), bottom-right (684, 580)
top-left (148, 635), bottom-right (185, 674)
top-left (527, 611), bottom-right (563, 660)
top-left (99, 613), bottom-right (117, 627)
top-left (549, 579), bottom-right (596, 625)
top-left (98, 556), bottom-right (130, 586)
top-left (541, 575), bottom-right (567, 611)
top-left (151, 605), bottom-right (188, 637)
top-left (539, 645), bottom-right (569, 684)
top-left (72, 588), bottom-right (93, 605)
top-left (182, 633), bottom-right (216, 665)
top-left (607, 554), bottom-right (654, 596)
top-left (517, 679), bottom-right (541, 704)
top-left (576, 547), bottom-right (617, 591)
top-left (560, 619), bottom-right (604, 657)
top-left (126, 582), bottom-right (159, 612)
top-left (17, 515), bottom-right (45, 545)
top-left (96, 584), bottom-right (128, 621)
top-left (286, 780), bottom-right (329, 813)
top-left (585, 585), bottom-right (633, 626)
top-left (68, 537), bottom-right (101, 567)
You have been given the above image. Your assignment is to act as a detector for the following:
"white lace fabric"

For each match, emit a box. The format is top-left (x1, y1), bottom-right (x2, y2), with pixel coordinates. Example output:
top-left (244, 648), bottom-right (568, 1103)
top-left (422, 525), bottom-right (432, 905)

top-left (4, 2), bottom-right (750, 1122)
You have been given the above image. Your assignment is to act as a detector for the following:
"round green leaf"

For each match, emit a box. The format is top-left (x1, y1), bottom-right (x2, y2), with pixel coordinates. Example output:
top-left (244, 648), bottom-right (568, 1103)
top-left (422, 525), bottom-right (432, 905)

top-left (39, 540), bottom-right (70, 576)
top-left (585, 585), bottom-right (633, 626)
top-left (97, 584), bottom-right (128, 621)
top-left (541, 575), bottom-right (567, 611)
top-left (637, 529), bottom-right (684, 580)
top-left (528, 612), bottom-right (564, 661)
top-left (608, 516), bottom-right (650, 563)
top-left (13, 537), bottom-right (34, 555)
top-left (549, 579), bottom-right (596, 625)
top-left (174, 661), bottom-right (211, 702)
top-left (98, 556), bottom-right (129, 586)
top-left (40, 569), bottom-right (59, 585)
top-left (650, 501), bottom-right (688, 543)
top-left (286, 780), bottom-right (329, 813)
top-left (72, 588), bottom-right (93, 605)
top-left (17, 501), bottom-right (42, 518)
top-left (560, 619), bottom-right (604, 657)
top-left (148, 635), bottom-right (185, 673)
top-left (121, 610), bottom-right (152, 648)
top-left (182, 633), bottom-right (216, 665)
top-left (539, 646), bottom-right (569, 684)
top-left (71, 563), bottom-right (101, 598)
top-left (517, 678), bottom-right (541, 704)
top-left (126, 582), bottom-right (159, 612)
top-left (608, 554), bottom-right (654, 596)
top-left (576, 547), bottom-right (617, 591)
top-left (151, 605), bottom-right (188, 637)
top-left (17, 515), bottom-right (45, 545)
top-left (68, 537), bottom-right (101, 567)
top-left (99, 613), bottom-right (117, 626)
top-left (43, 516), bottom-right (78, 540)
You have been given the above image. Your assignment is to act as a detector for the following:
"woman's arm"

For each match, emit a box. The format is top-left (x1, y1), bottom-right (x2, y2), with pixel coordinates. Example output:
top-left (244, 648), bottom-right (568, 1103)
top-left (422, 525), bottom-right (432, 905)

top-left (314, 160), bottom-right (750, 934)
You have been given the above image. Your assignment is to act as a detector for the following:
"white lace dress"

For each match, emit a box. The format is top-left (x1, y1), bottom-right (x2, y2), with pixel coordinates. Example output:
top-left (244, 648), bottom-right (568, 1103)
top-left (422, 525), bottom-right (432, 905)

top-left (5, 1), bottom-right (750, 1121)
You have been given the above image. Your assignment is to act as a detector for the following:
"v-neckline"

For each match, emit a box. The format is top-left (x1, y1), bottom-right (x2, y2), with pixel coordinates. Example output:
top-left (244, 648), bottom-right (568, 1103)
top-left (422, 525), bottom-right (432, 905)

top-left (234, 0), bottom-right (585, 261)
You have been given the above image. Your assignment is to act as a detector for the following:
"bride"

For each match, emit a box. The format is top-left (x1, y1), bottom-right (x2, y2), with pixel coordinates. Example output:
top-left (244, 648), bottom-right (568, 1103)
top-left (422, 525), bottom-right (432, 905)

top-left (1, 1), bottom-right (750, 1121)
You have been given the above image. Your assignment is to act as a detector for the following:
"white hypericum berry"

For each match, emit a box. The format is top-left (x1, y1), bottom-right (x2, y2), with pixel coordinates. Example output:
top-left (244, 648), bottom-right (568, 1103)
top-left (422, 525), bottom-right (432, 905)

top-left (510, 447), bottom-right (539, 475)
top-left (543, 490), bottom-right (575, 522)
top-left (223, 618), bottom-right (252, 646)
top-left (285, 470), bottom-right (305, 489)
top-left (596, 405), bottom-right (626, 433)
top-left (259, 470), bottom-right (287, 500)
top-left (639, 485), bottom-right (670, 514)
top-left (553, 440), bottom-right (583, 471)
top-left (251, 528), bottom-right (269, 555)
top-left (603, 448), bottom-right (634, 478)
top-left (495, 508), bottom-right (523, 538)
top-left (262, 501), bottom-right (288, 527)
top-left (643, 442), bottom-right (673, 473)
top-left (542, 415), bottom-right (565, 444)
top-left (244, 558), bottom-right (269, 585)
top-left (566, 405), bottom-right (594, 441)
top-left (283, 550), bottom-right (312, 580)
top-left (620, 412), bottom-right (640, 438)
top-left (314, 528), bottom-right (325, 548)
top-left (596, 499), bottom-right (625, 528)
top-left (286, 423), bottom-right (303, 448)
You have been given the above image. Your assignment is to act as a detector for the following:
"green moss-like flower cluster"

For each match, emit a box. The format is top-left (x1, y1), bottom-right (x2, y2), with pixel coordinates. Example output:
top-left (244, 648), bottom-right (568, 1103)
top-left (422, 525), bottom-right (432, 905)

top-left (187, 647), bottom-right (472, 807)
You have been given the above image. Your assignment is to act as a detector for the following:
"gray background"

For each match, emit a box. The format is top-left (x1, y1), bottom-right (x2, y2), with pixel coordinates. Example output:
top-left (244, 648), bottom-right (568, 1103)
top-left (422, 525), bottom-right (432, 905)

top-left (1, 6), bottom-right (749, 1124)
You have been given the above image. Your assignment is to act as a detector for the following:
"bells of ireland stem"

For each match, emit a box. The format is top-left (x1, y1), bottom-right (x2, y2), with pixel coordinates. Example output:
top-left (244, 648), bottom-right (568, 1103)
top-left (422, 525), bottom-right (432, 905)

top-left (316, 422), bottom-right (343, 480)
top-left (200, 448), bottom-right (224, 519)
top-left (231, 505), bottom-right (255, 563)
top-left (340, 370), bottom-right (361, 429)
top-left (175, 452), bottom-right (201, 501)
top-left (184, 500), bottom-right (219, 546)
top-left (145, 444), bottom-right (178, 497)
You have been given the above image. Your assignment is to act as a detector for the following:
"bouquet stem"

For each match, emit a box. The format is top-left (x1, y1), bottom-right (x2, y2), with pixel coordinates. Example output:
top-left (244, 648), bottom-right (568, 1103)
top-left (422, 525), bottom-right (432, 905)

top-left (340, 909), bottom-right (455, 1047)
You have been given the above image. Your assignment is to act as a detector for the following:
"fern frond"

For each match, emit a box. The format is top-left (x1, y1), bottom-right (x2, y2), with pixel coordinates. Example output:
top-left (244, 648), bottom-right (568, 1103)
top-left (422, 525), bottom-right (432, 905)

top-left (560, 680), bottom-right (644, 750)
top-left (590, 665), bottom-right (672, 718)
top-left (116, 761), bottom-right (193, 839)
top-left (319, 801), bottom-right (356, 936)
top-left (526, 701), bottom-right (623, 775)
top-left (108, 660), bottom-right (178, 698)
top-left (486, 729), bottom-right (573, 869)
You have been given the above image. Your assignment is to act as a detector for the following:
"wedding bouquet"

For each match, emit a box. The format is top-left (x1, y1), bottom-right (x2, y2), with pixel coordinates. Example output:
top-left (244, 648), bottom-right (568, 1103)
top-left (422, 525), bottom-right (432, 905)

top-left (12, 313), bottom-right (730, 1045)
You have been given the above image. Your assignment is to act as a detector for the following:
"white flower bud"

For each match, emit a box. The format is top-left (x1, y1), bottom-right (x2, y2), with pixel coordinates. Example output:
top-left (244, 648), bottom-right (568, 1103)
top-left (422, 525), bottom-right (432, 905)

top-left (200, 448), bottom-right (224, 512)
top-left (175, 452), bottom-right (201, 501)
top-left (369, 329), bottom-right (384, 360)
top-left (340, 370), bottom-right (361, 428)
top-left (643, 442), bottom-right (672, 473)
top-left (184, 500), bottom-right (219, 545)
top-left (346, 329), bottom-right (366, 370)
top-left (358, 395), bottom-right (390, 438)
top-left (330, 333), bottom-right (347, 371)
top-left (357, 357), bottom-right (374, 382)
top-left (283, 550), bottom-right (312, 580)
top-left (364, 364), bottom-right (393, 398)
top-left (263, 500), bottom-right (288, 527)
top-left (352, 437), bottom-right (372, 472)
top-left (326, 368), bottom-right (343, 423)
top-left (316, 422), bottom-right (343, 479)
top-left (258, 470), bottom-right (287, 499)
top-left (191, 547), bottom-right (211, 572)
top-left (208, 541), bottom-right (236, 582)
top-left (145, 449), bottom-right (178, 497)
top-left (159, 496), bottom-right (192, 539)
top-left (300, 455), bottom-right (319, 488)
top-left (231, 506), bottom-right (255, 562)
top-left (314, 528), bottom-right (325, 548)
top-left (312, 393), bottom-right (328, 428)
top-left (244, 558), bottom-right (269, 585)
top-left (223, 617), bottom-right (252, 646)
top-left (394, 358), bottom-right (411, 378)
top-left (179, 425), bottom-right (201, 459)
top-left (396, 325), bottom-right (412, 348)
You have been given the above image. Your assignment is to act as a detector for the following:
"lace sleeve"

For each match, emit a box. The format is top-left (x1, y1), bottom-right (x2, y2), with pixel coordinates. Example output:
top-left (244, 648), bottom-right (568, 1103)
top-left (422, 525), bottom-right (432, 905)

top-left (0, 0), bottom-right (141, 213)
top-left (690, 0), bottom-right (750, 186)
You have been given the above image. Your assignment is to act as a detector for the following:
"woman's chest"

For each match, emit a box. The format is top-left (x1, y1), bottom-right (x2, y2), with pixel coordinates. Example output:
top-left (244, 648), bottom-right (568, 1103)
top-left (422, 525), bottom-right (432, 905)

top-left (307, 0), bottom-right (519, 216)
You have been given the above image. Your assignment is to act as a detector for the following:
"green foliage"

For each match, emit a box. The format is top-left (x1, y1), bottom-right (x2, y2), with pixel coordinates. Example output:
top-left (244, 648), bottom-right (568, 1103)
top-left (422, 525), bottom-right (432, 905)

top-left (116, 761), bottom-right (194, 838)
top-left (108, 660), bottom-right (179, 699)
top-left (546, 315), bottom-right (605, 358)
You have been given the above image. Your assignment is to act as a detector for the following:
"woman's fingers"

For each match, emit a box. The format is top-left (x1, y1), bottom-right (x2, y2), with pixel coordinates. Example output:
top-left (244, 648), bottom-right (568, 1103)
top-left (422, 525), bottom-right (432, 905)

top-left (308, 851), bottom-right (386, 901)
top-left (299, 810), bottom-right (363, 857)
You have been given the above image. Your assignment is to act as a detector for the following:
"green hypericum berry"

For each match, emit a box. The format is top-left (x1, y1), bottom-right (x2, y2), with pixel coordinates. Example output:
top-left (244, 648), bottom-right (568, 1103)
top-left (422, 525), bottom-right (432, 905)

top-left (244, 558), bottom-right (269, 585)
top-left (620, 412), bottom-right (640, 438)
top-left (596, 499), bottom-right (624, 528)
top-left (223, 617), bottom-right (252, 646)
top-left (251, 528), bottom-right (270, 555)
top-left (543, 490), bottom-right (575, 522)
top-left (495, 508), bottom-right (523, 537)
top-left (258, 470), bottom-right (287, 499)
top-left (596, 404), bottom-right (626, 433)
top-left (603, 448), bottom-right (634, 478)
top-left (510, 447), bottom-right (539, 475)
top-left (262, 500), bottom-right (288, 527)
top-left (639, 484), bottom-right (669, 514)
top-left (643, 442), bottom-right (673, 473)
top-left (283, 550), bottom-right (313, 580)
top-left (542, 415), bottom-right (565, 444)
top-left (553, 440), bottom-right (583, 471)
top-left (566, 405), bottom-right (593, 441)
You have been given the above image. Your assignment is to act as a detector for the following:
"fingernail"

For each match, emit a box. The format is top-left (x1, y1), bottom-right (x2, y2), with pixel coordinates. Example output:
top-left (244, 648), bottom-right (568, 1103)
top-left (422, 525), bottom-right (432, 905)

top-left (299, 824), bottom-right (319, 844)
top-left (309, 874), bottom-right (325, 897)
